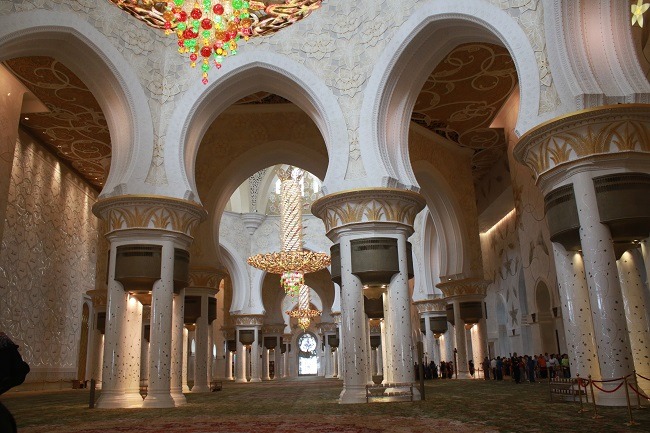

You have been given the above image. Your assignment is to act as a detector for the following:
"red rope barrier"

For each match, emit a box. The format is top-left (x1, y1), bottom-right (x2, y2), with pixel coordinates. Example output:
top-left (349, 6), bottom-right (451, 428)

top-left (628, 383), bottom-right (650, 400)
top-left (589, 374), bottom-right (632, 384)
top-left (636, 372), bottom-right (650, 382)
top-left (577, 378), bottom-right (589, 388)
top-left (591, 380), bottom-right (624, 393)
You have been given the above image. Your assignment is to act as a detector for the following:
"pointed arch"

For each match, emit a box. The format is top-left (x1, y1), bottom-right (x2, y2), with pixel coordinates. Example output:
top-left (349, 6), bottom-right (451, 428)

top-left (359, 0), bottom-right (540, 189)
top-left (164, 50), bottom-right (349, 201)
top-left (0, 10), bottom-right (154, 195)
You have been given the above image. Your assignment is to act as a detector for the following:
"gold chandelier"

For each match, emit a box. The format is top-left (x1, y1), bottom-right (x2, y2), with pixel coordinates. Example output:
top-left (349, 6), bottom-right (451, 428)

top-left (247, 167), bottom-right (328, 329)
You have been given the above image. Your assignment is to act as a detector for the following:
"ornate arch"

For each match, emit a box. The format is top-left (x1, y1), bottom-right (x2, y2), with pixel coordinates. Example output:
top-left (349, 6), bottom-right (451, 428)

top-left (412, 161), bottom-right (470, 279)
top-left (359, 0), bottom-right (541, 189)
top-left (544, 0), bottom-right (650, 111)
top-left (164, 50), bottom-right (349, 202)
top-left (0, 10), bottom-right (153, 196)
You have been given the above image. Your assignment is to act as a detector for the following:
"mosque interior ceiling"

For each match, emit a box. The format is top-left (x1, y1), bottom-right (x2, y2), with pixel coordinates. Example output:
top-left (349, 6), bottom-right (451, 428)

top-left (4, 41), bottom-right (516, 192)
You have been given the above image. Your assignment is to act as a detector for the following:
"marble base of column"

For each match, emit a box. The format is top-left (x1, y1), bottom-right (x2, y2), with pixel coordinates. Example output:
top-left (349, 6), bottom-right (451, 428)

top-left (142, 391), bottom-right (177, 408)
top-left (95, 390), bottom-right (144, 409)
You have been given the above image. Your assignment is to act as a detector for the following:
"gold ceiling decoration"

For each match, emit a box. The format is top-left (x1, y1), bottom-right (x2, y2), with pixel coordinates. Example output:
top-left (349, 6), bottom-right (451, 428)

top-left (5, 57), bottom-right (111, 190)
top-left (411, 43), bottom-right (518, 182)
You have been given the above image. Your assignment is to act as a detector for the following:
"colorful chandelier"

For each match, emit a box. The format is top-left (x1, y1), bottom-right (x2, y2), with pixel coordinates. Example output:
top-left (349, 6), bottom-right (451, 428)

top-left (109, 1), bottom-right (323, 84)
top-left (162, 0), bottom-right (252, 84)
top-left (248, 167), bottom-right (329, 328)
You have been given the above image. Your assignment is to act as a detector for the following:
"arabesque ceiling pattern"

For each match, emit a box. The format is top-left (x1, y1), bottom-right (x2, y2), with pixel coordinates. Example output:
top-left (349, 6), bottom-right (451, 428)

top-left (5, 57), bottom-right (111, 189)
top-left (411, 43), bottom-right (518, 182)
top-left (5, 42), bottom-right (516, 192)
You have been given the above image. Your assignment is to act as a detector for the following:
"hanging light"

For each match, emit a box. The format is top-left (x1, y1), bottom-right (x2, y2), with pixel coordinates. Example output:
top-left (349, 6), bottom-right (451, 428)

top-left (163, 1), bottom-right (252, 84)
top-left (632, 0), bottom-right (650, 27)
top-left (248, 167), bottom-right (328, 327)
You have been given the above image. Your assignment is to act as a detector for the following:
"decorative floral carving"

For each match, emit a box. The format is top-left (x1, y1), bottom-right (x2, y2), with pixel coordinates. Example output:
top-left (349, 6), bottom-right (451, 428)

top-left (233, 314), bottom-right (265, 326)
top-left (514, 105), bottom-right (650, 178)
top-left (188, 266), bottom-right (226, 290)
top-left (93, 195), bottom-right (207, 236)
top-left (311, 188), bottom-right (426, 234)
top-left (413, 299), bottom-right (447, 314)
top-left (436, 278), bottom-right (489, 299)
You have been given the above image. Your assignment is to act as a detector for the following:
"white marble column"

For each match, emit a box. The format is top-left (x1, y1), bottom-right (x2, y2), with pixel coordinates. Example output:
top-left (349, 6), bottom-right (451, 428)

top-left (182, 327), bottom-right (190, 392)
top-left (191, 292), bottom-right (210, 392)
top-left (641, 237), bottom-right (650, 290)
top-left (96, 243), bottom-right (143, 409)
top-left (235, 332), bottom-right (247, 382)
top-left (618, 248), bottom-right (650, 395)
top-left (274, 337), bottom-right (282, 379)
top-left (143, 242), bottom-right (176, 408)
top-left (324, 337), bottom-right (333, 378)
top-left (225, 350), bottom-right (233, 380)
top-left (262, 348), bottom-right (270, 380)
top-left (250, 328), bottom-right (262, 382)
top-left (380, 320), bottom-right (388, 380)
top-left (452, 299), bottom-right (470, 378)
top-left (552, 243), bottom-right (600, 378)
top-left (139, 330), bottom-right (149, 390)
top-left (338, 235), bottom-right (370, 403)
top-left (573, 172), bottom-right (634, 405)
top-left (170, 291), bottom-right (186, 405)
top-left (471, 318), bottom-right (488, 377)
top-left (92, 332), bottom-right (105, 389)
top-left (381, 292), bottom-right (393, 383)
top-left (423, 314), bottom-right (435, 366)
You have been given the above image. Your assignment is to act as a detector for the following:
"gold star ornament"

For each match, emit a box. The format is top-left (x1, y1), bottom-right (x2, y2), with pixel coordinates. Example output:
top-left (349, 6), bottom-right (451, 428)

top-left (632, 0), bottom-right (650, 27)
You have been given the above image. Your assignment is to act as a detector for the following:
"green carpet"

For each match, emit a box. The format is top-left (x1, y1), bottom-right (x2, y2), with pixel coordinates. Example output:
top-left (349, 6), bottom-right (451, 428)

top-left (1, 378), bottom-right (649, 432)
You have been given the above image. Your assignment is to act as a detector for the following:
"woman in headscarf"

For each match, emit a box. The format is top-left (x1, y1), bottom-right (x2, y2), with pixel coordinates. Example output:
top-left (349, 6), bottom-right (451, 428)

top-left (0, 332), bottom-right (30, 433)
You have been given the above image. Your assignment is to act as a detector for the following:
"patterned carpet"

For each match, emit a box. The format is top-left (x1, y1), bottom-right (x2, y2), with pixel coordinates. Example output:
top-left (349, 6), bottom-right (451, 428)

top-left (2, 378), bottom-right (649, 433)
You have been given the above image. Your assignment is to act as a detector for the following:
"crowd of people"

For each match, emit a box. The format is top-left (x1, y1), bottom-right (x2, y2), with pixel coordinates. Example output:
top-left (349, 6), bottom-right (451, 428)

top-left (480, 353), bottom-right (571, 383)
top-left (415, 352), bottom-right (572, 383)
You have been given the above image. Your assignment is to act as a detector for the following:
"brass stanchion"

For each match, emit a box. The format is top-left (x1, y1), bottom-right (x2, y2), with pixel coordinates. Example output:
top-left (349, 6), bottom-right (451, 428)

top-left (89, 378), bottom-right (96, 409)
top-left (588, 375), bottom-right (602, 419)
top-left (624, 375), bottom-right (638, 426)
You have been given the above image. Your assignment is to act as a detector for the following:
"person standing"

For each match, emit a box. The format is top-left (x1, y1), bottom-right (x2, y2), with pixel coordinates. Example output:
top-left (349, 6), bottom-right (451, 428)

top-left (482, 357), bottom-right (490, 380)
top-left (0, 332), bottom-right (30, 433)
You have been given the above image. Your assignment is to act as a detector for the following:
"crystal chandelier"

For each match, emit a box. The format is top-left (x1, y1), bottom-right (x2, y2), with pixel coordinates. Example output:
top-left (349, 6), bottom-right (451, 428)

top-left (248, 167), bottom-right (328, 329)
top-left (162, 0), bottom-right (252, 84)
top-left (110, 1), bottom-right (323, 84)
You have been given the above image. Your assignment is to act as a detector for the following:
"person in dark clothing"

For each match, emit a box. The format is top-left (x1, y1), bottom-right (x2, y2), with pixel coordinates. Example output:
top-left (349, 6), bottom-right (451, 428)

top-left (495, 356), bottom-right (503, 381)
top-left (511, 353), bottom-right (521, 384)
top-left (0, 332), bottom-right (30, 433)
top-left (468, 359), bottom-right (475, 377)
top-left (440, 361), bottom-right (446, 379)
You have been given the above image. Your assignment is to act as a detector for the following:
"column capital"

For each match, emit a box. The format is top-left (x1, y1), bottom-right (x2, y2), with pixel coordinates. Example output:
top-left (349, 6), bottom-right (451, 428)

top-left (311, 188), bottom-right (426, 238)
top-left (514, 104), bottom-right (650, 185)
top-left (93, 195), bottom-right (207, 238)
top-left (318, 322), bottom-right (337, 333)
top-left (262, 324), bottom-right (286, 335)
top-left (188, 266), bottom-right (226, 291)
top-left (87, 289), bottom-right (107, 308)
top-left (232, 314), bottom-right (265, 327)
top-left (436, 278), bottom-right (488, 301)
top-left (413, 298), bottom-right (447, 314)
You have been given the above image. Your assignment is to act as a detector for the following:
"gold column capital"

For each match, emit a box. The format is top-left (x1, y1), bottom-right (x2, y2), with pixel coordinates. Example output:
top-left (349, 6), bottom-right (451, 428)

top-left (514, 104), bottom-right (650, 180)
top-left (311, 188), bottom-right (426, 235)
top-left (93, 194), bottom-right (207, 237)
top-left (436, 278), bottom-right (489, 300)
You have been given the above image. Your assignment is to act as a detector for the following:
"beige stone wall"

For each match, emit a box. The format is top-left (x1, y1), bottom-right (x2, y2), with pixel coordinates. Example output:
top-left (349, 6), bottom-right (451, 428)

top-left (409, 126), bottom-right (483, 275)
top-left (0, 130), bottom-right (99, 381)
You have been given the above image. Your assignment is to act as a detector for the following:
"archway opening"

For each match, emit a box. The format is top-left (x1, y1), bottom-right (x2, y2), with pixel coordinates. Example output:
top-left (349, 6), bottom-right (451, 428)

top-left (297, 333), bottom-right (318, 376)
